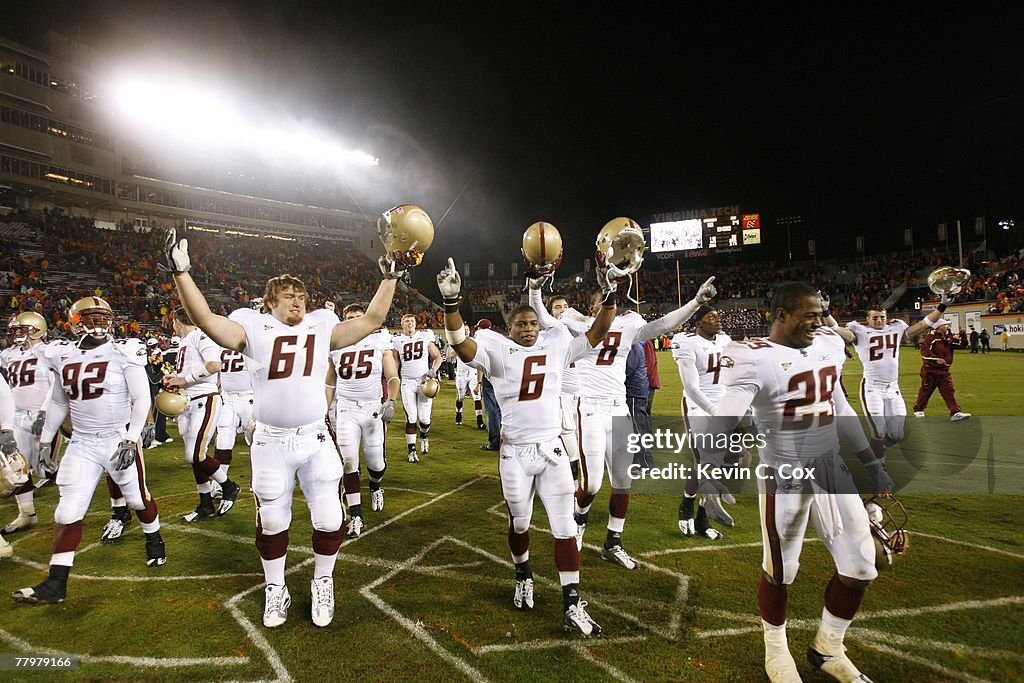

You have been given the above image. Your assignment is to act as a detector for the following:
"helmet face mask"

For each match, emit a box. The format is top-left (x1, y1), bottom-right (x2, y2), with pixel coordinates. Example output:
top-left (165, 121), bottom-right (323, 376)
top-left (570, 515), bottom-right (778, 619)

top-left (865, 496), bottom-right (909, 570)
top-left (69, 297), bottom-right (115, 341)
top-left (596, 217), bottom-right (646, 275)
top-left (10, 312), bottom-right (47, 345)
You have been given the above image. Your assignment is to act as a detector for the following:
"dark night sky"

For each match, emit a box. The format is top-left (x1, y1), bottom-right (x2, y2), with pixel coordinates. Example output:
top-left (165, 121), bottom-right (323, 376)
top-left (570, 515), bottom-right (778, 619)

top-left (7, 2), bottom-right (1024, 282)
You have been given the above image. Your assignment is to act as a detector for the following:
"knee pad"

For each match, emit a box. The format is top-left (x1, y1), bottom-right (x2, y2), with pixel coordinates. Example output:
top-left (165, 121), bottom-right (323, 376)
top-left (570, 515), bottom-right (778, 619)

top-left (252, 467), bottom-right (289, 502)
top-left (121, 488), bottom-right (145, 511)
top-left (511, 514), bottom-right (531, 535)
top-left (257, 505), bottom-right (292, 536)
top-left (364, 446), bottom-right (385, 474)
top-left (54, 499), bottom-right (87, 526)
top-left (341, 451), bottom-right (360, 475)
top-left (549, 513), bottom-right (576, 539)
top-left (310, 501), bottom-right (344, 532)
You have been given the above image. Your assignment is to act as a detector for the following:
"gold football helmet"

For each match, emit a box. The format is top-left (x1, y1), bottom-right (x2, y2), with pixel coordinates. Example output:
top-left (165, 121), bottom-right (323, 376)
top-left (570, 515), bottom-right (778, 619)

top-left (0, 451), bottom-right (30, 497)
top-left (155, 389), bottom-right (188, 417)
top-left (69, 296), bottom-right (115, 340)
top-left (865, 496), bottom-right (909, 571)
top-left (522, 221), bottom-right (564, 276)
top-left (927, 266), bottom-right (971, 296)
top-left (419, 376), bottom-right (440, 399)
top-left (10, 311), bottom-right (47, 343)
top-left (596, 217), bottom-right (646, 275)
top-left (378, 204), bottom-right (434, 266)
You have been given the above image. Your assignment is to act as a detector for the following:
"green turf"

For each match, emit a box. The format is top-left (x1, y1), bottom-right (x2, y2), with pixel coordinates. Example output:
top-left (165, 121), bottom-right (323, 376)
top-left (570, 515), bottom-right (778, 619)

top-left (0, 349), bottom-right (1021, 682)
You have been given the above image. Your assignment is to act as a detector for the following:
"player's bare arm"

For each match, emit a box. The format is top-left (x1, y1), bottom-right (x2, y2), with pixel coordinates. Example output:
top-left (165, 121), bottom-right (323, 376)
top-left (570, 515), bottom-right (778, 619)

top-left (325, 363), bottom-right (337, 408)
top-left (330, 278), bottom-right (398, 350)
top-left (383, 350), bottom-right (400, 400)
top-left (437, 257), bottom-right (477, 361)
top-left (163, 229), bottom-right (247, 351)
top-left (427, 342), bottom-right (442, 375)
top-left (818, 291), bottom-right (856, 343)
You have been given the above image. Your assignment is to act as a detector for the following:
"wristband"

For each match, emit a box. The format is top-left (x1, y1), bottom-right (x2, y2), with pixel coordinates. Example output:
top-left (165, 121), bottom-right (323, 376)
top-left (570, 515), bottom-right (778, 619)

top-left (443, 297), bottom-right (462, 314)
top-left (186, 367), bottom-right (213, 384)
top-left (828, 324), bottom-right (840, 331)
top-left (445, 326), bottom-right (468, 345)
top-left (936, 303), bottom-right (947, 313)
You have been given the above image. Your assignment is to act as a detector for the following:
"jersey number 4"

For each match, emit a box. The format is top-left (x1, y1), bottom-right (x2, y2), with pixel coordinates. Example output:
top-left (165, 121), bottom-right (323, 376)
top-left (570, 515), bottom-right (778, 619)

top-left (782, 366), bottom-right (837, 430)
top-left (62, 361), bottom-right (108, 400)
top-left (868, 333), bottom-right (900, 361)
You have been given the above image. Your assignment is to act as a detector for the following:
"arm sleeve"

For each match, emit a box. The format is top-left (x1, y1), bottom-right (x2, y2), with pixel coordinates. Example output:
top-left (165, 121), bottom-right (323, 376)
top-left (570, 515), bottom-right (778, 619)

top-left (567, 330), bottom-right (596, 364)
top-left (39, 377), bottom-right (69, 443)
top-left (198, 334), bottom-right (222, 364)
top-left (698, 383), bottom-right (759, 467)
top-left (0, 373), bottom-right (14, 429)
top-left (636, 299), bottom-right (700, 341)
top-left (125, 365), bottom-right (152, 443)
top-left (833, 377), bottom-right (870, 453)
top-left (528, 289), bottom-right (560, 331)
top-left (678, 357), bottom-right (716, 414)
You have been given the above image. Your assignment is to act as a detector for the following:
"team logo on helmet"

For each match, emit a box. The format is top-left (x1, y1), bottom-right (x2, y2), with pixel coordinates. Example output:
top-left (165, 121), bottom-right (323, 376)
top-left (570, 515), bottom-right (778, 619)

top-left (378, 204), bottom-right (434, 267)
top-left (521, 221), bottom-right (564, 276)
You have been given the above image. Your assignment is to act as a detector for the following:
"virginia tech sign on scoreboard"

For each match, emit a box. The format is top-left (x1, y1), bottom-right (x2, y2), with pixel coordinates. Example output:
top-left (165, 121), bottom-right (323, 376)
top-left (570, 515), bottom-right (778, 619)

top-left (648, 206), bottom-right (761, 257)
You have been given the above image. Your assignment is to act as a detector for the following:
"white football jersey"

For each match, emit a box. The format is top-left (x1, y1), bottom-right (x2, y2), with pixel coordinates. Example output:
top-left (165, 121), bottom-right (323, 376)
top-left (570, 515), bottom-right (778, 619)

top-left (846, 319), bottom-right (909, 383)
top-left (469, 327), bottom-right (590, 443)
top-left (229, 307), bottom-right (340, 428)
top-left (574, 310), bottom-right (647, 399)
top-left (671, 331), bottom-right (732, 409)
top-left (43, 338), bottom-right (148, 433)
top-left (718, 329), bottom-right (847, 461)
top-left (218, 348), bottom-right (252, 394)
top-left (329, 328), bottom-right (392, 401)
top-left (454, 351), bottom-right (474, 377)
top-left (175, 328), bottom-right (222, 398)
top-left (1, 343), bottom-right (51, 411)
top-left (393, 330), bottom-right (435, 380)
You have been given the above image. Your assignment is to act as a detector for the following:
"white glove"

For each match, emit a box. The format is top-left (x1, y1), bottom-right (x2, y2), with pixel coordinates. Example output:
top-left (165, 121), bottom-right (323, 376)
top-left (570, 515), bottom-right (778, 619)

top-left (161, 228), bottom-right (191, 273)
top-left (694, 276), bottom-right (717, 305)
top-left (111, 439), bottom-right (138, 471)
top-left (527, 274), bottom-right (553, 291)
top-left (698, 478), bottom-right (736, 527)
top-left (36, 440), bottom-right (55, 477)
top-left (865, 459), bottom-right (895, 497)
top-left (437, 257), bottom-right (463, 303)
top-left (378, 255), bottom-right (408, 280)
top-left (817, 290), bottom-right (831, 315)
top-left (939, 291), bottom-right (953, 306)
top-left (31, 410), bottom-right (46, 436)
top-left (0, 429), bottom-right (16, 456)
top-left (595, 266), bottom-right (618, 303)
top-left (378, 399), bottom-right (396, 424)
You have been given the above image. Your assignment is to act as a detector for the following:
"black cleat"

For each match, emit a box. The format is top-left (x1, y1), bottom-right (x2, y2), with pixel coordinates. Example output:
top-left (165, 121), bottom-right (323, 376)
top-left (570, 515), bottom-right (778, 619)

top-left (12, 577), bottom-right (67, 605)
top-left (146, 535), bottom-right (167, 567)
top-left (218, 480), bottom-right (241, 516)
top-left (183, 494), bottom-right (217, 522)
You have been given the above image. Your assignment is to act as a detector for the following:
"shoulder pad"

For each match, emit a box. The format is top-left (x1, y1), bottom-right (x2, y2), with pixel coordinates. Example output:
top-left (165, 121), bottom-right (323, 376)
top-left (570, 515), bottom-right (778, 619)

top-left (113, 338), bottom-right (149, 366)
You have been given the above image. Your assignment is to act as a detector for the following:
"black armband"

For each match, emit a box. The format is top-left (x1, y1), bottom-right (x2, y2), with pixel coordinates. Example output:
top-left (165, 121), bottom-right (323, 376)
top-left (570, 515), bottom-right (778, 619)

top-left (937, 303), bottom-right (948, 313)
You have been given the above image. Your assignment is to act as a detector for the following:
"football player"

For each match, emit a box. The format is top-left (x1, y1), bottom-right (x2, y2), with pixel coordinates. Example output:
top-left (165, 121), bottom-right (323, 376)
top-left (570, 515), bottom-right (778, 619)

top-left (0, 372), bottom-right (18, 559)
top-left (1, 312), bottom-right (53, 536)
top-left (449, 325), bottom-right (485, 429)
top-left (548, 295), bottom-right (585, 488)
top-left (13, 297), bottom-right (166, 604)
top-left (702, 283), bottom-right (894, 683)
top-left (439, 257), bottom-right (615, 635)
top-left (392, 313), bottom-right (442, 462)
top-left (823, 293), bottom-right (953, 453)
top-left (214, 346), bottom-right (254, 474)
top-left (530, 273), bottom-right (718, 569)
top-left (164, 224), bottom-right (415, 629)
top-left (326, 303), bottom-right (399, 538)
top-left (671, 304), bottom-right (732, 539)
top-left (163, 307), bottom-right (242, 521)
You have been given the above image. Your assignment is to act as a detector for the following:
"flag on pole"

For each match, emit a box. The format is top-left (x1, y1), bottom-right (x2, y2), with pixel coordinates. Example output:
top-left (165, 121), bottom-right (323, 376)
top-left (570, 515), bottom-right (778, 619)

top-left (487, 263), bottom-right (495, 277)
top-left (904, 228), bottom-right (912, 246)
top-left (511, 262), bottom-right (518, 277)
top-left (584, 259), bottom-right (591, 273)
top-left (463, 262), bottom-right (471, 277)
top-left (808, 239), bottom-right (816, 257)
top-left (938, 223), bottom-right (947, 241)
top-left (856, 236), bottom-right (864, 253)
top-left (975, 216), bottom-right (985, 236)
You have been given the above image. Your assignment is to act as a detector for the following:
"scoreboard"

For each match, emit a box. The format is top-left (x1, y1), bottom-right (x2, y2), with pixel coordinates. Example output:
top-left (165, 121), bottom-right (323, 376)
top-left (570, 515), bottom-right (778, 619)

top-left (649, 211), bottom-right (761, 257)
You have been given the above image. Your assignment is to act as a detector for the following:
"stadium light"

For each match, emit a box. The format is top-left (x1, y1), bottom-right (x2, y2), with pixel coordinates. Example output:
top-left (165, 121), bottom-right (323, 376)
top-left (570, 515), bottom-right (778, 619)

top-left (108, 73), bottom-right (378, 169)
top-left (999, 219), bottom-right (1014, 230)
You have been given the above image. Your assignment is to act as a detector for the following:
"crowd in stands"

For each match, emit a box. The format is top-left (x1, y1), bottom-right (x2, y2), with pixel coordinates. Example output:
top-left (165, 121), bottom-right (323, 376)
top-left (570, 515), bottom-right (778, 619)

top-left (2, 207), bottom-right (1021, 342)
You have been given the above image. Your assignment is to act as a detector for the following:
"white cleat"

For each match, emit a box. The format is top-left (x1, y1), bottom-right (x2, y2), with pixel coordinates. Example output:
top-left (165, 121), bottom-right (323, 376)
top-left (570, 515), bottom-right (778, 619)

top-left (263, 584), bottom-right (291, 628)
top-left (575, 523), bottom-right (586, 552)
top-left (370, 488), bottom-right (385, 512)
top-left (678, 518), bottom-right (696, 536)
top-left (913, 411), bottom-right (926, 418)
top-left (513, 578), bottom-right (535, 610)
top-left (3, 512), bottom-right (37, 535)
top-left (765, 647), bottom-right (804, 682)
top-left (421, 438), bottom-right (429, 454)
top-left (600, 544), bottom-right (638, 570)
top-left (346, 515), bottom-right (364, 539)
top-left (563, 600), bottom-right (602, 636)
top-left (310, 576), bottom-right (335, 628)
top-left (408, 450), bottom-right (419, 463)
top-left (209, 480), bottom-right (223, 500)
top-left (951, 411), bottom-right (971, 422)
top-left (0, 535), bottom-right (12, 560)
top-left (809, 633), bottom-right (873, 683)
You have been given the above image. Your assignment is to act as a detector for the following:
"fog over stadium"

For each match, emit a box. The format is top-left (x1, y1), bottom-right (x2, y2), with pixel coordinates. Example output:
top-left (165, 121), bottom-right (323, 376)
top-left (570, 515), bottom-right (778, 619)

top-left (4, 2), bottom-right (1023, 286)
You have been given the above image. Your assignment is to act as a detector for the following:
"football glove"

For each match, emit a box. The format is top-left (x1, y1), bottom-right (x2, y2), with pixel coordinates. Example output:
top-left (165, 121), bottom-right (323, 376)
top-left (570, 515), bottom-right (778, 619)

top-left (437, 257), bottom-right (463, 304)
top-left (378, 399), bottom-right (396, 424)
top-left (142, 423), bottom-right (156, 449)
top-left (30, 410), bottom-right (46, 437)
top-left (161, 228), bottom-right (191, 274)
top-left (0, 429), bottom-right (16, 456)
top-left (817, 290), bottom-right (831, 316)
top-left (595, 265), bottom-right (618, 303)
top-left (378, 255), bottom-right (408, 280)
top-left (526, 274), bottom-right (554, 291)
top-left (694, 276), bottom-right (717, 305)
top-left (865, 459), bottom-right (895, 497)
top-left (698, 478), bottom-right (736, 527)
top-left (111, 439), bottom-right (138, 472)
top-left (939, 290), bottom-right (953, 306)
top-left (36, 440), bottom-right (55, 477)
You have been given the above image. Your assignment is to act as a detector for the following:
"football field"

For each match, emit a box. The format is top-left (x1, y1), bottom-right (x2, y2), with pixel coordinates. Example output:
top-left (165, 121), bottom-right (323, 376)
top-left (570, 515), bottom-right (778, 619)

top-left (1, 350), bottom-right (1022, 682)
